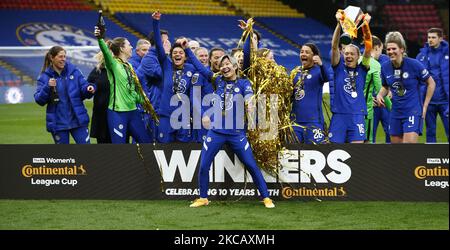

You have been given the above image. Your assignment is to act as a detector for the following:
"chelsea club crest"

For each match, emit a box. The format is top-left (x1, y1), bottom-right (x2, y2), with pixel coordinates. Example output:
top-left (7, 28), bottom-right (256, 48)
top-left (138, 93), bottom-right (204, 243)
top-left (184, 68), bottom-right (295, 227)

top-left (16, 22), bottom-right (98, 66)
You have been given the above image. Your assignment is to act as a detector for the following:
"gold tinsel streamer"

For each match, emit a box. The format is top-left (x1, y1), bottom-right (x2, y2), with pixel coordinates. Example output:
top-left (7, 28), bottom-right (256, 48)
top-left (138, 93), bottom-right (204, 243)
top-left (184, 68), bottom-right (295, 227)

top-left (129, 63), bottom-right (160, 125)
top-left (117, 58), bottom-right (159, 125)
top-left (240, 18), bottom-right (298, 177)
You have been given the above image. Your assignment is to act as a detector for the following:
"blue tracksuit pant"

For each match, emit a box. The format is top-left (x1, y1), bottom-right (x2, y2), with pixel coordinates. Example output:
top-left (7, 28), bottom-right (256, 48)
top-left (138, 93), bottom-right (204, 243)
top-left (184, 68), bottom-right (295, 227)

top-left (198, 130), bottom-right (269, 199)
top-left (425, 103), bottom-right (449, 142)
top-left (107, 109), bottom-right (152, 143)
top-left (52, 126), bottom-right (90, 144)
top-left (373, 106), bottom-right (391, 143)
top-left (157, 115), bottom-right (192, 143)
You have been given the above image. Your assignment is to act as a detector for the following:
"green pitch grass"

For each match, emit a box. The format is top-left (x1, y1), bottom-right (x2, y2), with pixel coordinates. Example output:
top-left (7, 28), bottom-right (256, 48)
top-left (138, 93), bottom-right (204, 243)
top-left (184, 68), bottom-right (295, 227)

top-left (0, 200), bottom-right (448, 229)
top-left (0, 99), bottom-right (448, 144)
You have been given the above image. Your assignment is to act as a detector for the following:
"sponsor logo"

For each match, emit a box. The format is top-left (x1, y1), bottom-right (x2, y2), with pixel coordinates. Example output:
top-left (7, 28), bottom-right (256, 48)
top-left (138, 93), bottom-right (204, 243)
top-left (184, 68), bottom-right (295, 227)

top-left (343, 74), bottom-right (357, 96)
top-left (31, 157), bottom-right (75, 164)
top-left (294, 87), bottom-right (305, 100)
top-left (392, 81), bottom-right (407, 96)
top-left (427, 158), bottom-right (448, 164)
top-left (173, 78), bottom-right (187, 93)
top-left (32, 158), bottom-right (45, 163)
top-left (414, 165), bottom-right (449, 189)
top-left (22, 157), bottom-right (85, 187)
top-left (414, 166), bottom-right (448, 179)
top-left (22, 165), bottom-right (86, 178)
top-left (282, 186), bottom-right (347, 198)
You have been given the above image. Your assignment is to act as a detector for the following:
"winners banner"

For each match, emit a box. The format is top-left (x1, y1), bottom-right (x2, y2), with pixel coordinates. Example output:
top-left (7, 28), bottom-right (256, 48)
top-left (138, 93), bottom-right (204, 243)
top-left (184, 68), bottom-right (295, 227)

top-left (0, 144), bottom-right (448, 201)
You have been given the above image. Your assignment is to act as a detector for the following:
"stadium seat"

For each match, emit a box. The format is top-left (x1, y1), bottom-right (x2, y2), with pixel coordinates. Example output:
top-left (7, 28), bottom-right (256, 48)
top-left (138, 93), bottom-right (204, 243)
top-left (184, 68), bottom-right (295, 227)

top-left (0, 0), bottom-right (92, 11)
top-left (383, 4), bottom-right (445, 42)
top-left (96, 0), bottom-right (233, 15)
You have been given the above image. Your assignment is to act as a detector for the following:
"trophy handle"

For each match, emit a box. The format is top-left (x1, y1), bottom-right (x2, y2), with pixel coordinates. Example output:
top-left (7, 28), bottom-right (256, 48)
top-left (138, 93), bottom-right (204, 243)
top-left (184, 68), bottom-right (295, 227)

top-left (355, 13), bottom-right (367, 30)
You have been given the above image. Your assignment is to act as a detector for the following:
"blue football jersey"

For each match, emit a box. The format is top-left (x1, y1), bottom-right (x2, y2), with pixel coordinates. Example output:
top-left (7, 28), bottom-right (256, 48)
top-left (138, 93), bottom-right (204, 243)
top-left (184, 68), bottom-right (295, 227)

top-left (332, 60), bottom-right (368, 115)
top-left (210, 77), bottom-right (253, 135)
top-left (292, 64), bottom-right (327, 123)
top-left (381, 57), bottom-right (430, 118)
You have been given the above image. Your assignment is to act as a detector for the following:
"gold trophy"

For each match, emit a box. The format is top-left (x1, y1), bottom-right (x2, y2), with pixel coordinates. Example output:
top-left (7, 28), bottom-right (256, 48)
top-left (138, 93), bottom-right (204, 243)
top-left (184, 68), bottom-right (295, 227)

top-left (338, 6), bottom-right (366, 45)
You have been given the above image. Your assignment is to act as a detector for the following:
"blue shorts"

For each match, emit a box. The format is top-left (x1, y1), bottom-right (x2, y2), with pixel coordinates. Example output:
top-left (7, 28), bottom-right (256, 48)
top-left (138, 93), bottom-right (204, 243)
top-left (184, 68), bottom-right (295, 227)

top-left (329, 114), bottom-right (366, 143)
top-left (293, 122), bottom-right (325, 144)
top-left (389, 115), bottom-right (423, 136)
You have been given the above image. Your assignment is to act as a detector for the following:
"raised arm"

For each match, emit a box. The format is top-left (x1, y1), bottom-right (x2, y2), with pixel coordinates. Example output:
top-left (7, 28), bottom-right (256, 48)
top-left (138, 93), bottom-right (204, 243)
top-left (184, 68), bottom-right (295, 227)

top-left (331, 12), bottom-right (342, 67)
top-left (152, 11), bottom-right (167, 63)
top-left (97, 41), bottom-right (114, 71)
top-left (243, 34), bottom-right (251, 72)
top-left (94, 26), bottom-right (114, 69)
top-left (179, 38), bottom-right (214, 81)
top-left (360, 14), bottom-right (372, 69)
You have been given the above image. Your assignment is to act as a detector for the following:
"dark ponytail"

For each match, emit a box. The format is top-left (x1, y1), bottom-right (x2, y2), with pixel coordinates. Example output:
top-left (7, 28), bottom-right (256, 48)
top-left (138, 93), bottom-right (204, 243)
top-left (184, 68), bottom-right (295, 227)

top-left (41, 46), bottom-right (65, 73)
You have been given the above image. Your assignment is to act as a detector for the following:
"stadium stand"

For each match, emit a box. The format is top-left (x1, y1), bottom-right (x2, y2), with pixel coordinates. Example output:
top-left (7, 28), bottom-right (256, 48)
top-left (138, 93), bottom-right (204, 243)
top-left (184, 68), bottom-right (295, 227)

top-left (0, 0), bottom-right (331, 84)
top-left (0, 65), bottom-right (21, 86)
top-left (383, 4), bottom-right (445, 43)
top-left (0, 0), bottom-right (92, 11)
top-left (113, 13), bottom-right (303, 70)
top-left (280, 0), bottom-right (339, 27)
top-left (226, 0), bottom-right (304, 17)
top-left (94, 0), bottom-right (233, 15)
top-left (255, 17), bottom-right (332, 62)
top-left (0, 0), bottom-right (445, 86)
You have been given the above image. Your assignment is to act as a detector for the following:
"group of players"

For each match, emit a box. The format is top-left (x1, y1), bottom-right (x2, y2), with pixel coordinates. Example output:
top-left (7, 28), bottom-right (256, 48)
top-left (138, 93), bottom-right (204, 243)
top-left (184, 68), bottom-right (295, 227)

top-left (34, 11), bottom-right (449, 146)
top-left (34, 10), bottom-right (449, 207)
